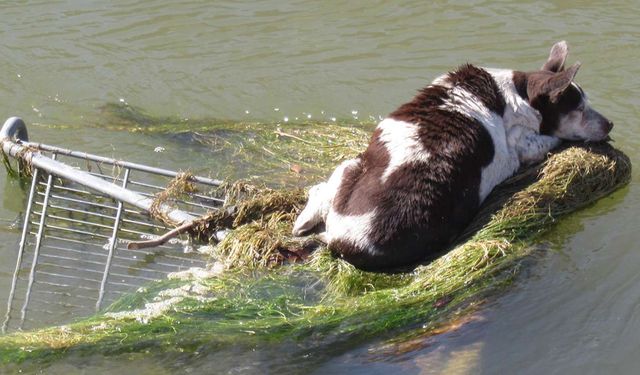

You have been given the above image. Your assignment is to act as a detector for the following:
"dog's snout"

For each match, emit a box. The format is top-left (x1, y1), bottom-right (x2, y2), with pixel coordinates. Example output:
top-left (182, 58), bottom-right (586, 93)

top-left (589, 108), bottom-right (614, 135)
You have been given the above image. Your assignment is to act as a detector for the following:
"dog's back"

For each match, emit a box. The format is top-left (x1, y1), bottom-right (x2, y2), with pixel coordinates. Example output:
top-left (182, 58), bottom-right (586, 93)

top-left (326, 65), bottom-right (504, 270)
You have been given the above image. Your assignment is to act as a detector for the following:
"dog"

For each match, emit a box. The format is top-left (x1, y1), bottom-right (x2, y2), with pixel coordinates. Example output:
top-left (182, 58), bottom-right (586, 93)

top-left (292, 41), bottom-right (613, 271)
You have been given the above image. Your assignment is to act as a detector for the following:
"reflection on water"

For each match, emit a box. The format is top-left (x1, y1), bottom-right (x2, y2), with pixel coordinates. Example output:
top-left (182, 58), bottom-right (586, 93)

top-left (0, 0), bottom-right (639, 373)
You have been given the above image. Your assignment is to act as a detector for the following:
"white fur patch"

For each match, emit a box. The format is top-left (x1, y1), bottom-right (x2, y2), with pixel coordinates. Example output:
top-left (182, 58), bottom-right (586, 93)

top-left (479, 129), bottom-right (519, 202)
top-left (325, 209), bottom-right (378, 254)
top-left (432, 73), bottom-right (453, 88)
top-left (555, 110), bottom-right (593, 140)
top-left (485, 68), bottom-right (542, 132)
top-left (443, 85), bottom-right (502, 125)
top-left (292, 158), bottom-right (360, 236)
top-left (377, 118), bottom-right (431, 183)
top-left (292, 182), bottom-right (327, 236)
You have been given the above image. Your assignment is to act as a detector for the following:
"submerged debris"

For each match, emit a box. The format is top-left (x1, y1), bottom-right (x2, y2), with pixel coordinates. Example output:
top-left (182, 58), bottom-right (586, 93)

top-left (148, 171), bottom-right (199, 224)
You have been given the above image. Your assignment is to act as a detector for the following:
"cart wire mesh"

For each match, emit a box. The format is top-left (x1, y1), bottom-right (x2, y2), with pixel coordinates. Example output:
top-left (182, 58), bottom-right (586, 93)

top-left (0, 117), bottom-right (223, 333)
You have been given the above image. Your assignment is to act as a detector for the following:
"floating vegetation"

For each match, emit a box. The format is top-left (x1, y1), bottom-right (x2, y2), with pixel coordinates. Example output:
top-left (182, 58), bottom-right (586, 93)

top-left (147, 171), bottom-right (199, 225)
top-left (99, 102), bottom-right (374, 185)
top-left (192, 185), bottom-right (310, 268)
top-left (0, 139), bottom-right (630, 368)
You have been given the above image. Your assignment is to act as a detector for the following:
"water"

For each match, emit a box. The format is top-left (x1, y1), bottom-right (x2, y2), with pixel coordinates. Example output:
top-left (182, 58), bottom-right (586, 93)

top-left (0, 1), bottom-right (639, 373)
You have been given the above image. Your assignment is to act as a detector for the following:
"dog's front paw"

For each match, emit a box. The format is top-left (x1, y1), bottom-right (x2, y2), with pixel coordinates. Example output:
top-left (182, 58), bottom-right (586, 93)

top-left (517, 134), bottom-right (561, 165)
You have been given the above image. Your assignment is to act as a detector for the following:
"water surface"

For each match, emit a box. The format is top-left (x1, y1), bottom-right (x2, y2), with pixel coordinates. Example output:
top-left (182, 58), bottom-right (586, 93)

top-left (0, 1), bottom-right (639, 373)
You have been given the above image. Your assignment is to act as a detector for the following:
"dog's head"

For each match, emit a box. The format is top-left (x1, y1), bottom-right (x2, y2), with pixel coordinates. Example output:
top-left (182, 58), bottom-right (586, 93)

top-left (524, 41), bottom-right (613, 141)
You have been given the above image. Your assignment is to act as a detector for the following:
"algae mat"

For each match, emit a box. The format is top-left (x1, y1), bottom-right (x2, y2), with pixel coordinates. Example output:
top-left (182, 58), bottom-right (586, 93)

top-left (96, 103), bottom-right (375, 185)
top-left (0, 111), bottom-right (631, 369)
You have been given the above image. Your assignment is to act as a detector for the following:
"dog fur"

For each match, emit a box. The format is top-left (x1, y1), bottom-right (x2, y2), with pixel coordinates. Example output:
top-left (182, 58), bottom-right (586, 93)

top-left (292, 41), bottom-right (613, 271)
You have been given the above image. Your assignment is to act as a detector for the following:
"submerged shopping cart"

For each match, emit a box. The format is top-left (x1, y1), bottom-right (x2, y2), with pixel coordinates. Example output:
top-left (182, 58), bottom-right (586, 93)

top-left (0, 117), bottom-right (224, 333)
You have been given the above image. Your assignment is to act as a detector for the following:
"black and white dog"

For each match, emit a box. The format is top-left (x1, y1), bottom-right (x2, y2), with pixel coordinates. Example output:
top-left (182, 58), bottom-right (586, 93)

top-left (292, 41), bottom-right (613, 271)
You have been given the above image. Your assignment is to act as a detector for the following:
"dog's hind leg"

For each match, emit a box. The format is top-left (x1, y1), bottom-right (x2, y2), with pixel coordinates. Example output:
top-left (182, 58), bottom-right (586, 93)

top-left (316, 231), bottom-right (329, 244)
top-left (292, 158), bottom-right (360, 236)
top-left (292, 182), bottom-right (328, 236)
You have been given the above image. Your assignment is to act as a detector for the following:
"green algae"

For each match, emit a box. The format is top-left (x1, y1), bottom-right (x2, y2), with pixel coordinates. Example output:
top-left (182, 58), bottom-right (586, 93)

top-left (0, 139), bottom-right (630, 367)
top-left (99, 102), bottom-right (374, 184)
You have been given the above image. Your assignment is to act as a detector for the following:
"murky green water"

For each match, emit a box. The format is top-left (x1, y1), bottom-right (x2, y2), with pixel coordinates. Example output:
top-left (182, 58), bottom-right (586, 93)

top-left (0, 1), bottom-right (639, 373)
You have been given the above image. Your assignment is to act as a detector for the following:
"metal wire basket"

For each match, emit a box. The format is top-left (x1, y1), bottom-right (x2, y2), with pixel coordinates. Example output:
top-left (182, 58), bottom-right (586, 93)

top-left (0, 117), bottom-right (223, 332)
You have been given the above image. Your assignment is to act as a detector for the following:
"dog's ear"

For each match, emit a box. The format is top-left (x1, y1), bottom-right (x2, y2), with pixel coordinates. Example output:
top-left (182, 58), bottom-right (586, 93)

top-left (528, 62), bottom-right (581, 103)
top-left (547, 62), bottom-right (581, 102)
top-left (542, 41), bottom-right (569, 72)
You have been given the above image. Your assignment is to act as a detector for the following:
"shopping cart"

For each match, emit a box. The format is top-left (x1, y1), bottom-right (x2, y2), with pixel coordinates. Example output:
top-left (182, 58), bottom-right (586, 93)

top-left (0, 117), bottom-right (223, 332)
